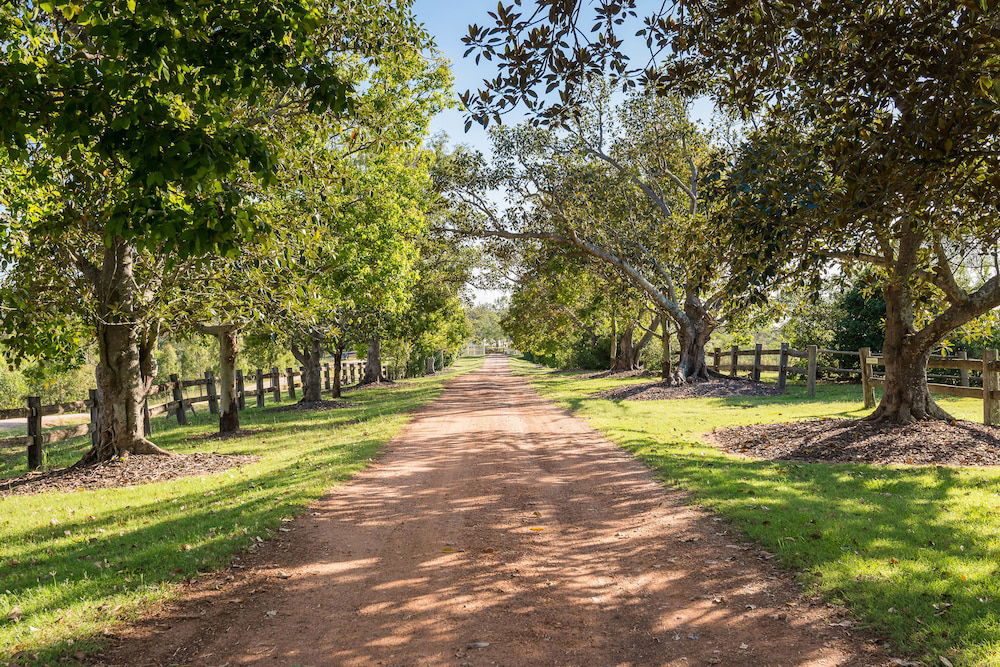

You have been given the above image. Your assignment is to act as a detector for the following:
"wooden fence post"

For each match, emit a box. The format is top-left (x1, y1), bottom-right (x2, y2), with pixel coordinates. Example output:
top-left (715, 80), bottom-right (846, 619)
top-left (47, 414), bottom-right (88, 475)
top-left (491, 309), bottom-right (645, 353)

top-left (713, 347), bottom-right (721, 373)
top-left (89, 389), bottom-right (100, 448)
top-left (324, 363), bottom-right (331, 391)
top-left (959, 349), bottom-right (970, 387)
top-left (235, 369), bottom-right (246, 410)
top-left (777, 342), bottom-right (789, 392)
top-left (26, 396), bottom-right (42, 470)
top-left (859, 347), bottom-right (875, 408)
top-left (752, 343), bottom-right (763, 382)
top-left (807, 345), bottom-right (818, 397)
top-left (984, 349), bottom-right (999, 426)
top-left (205, 370), bottom-right (219, 415)
top-left (286, 367), bottom-right (296, 399)
top-left (256, 368), bottom-right (265, 408)
top-left (730, 345), bottom-right (738, 378)
top-left (169, 373), bottom-right (187, 425)
top-left (271, 367), bottom-right (281, 402)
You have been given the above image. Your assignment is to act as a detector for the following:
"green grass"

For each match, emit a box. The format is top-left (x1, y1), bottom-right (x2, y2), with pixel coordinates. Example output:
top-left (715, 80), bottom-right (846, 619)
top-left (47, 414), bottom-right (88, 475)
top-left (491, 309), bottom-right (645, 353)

top-left (0, 356), bottom-right (482, 664)
top-left (513, 359), bottom-right (1000, 667)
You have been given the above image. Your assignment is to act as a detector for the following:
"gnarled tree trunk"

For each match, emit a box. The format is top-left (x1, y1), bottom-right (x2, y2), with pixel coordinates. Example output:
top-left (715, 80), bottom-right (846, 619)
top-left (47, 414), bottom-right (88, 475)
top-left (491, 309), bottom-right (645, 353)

top-left (81, 239), bottom-right (170, 464)
top-left (867, 281), bottom-right (950, 423)
top-left (660, 314), bottom-right (672, 381)
top-left (292, 335), bottom-right (324, 403)
top-left (332, 343), bottom-right (344, 398)
top-left (218, 328), bottom-right (240, 432)
top-left (363, 337), bottom-right (383, 384)
top-left (671, 298), bottom-right (713, 384)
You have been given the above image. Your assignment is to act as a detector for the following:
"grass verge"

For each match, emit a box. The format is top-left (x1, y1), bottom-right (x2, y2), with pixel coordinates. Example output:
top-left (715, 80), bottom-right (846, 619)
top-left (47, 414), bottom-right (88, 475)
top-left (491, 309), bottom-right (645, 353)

top-left (513, 359), bottom-right (1000, 667)
top-left (0, 356), bottom-right (482, 664)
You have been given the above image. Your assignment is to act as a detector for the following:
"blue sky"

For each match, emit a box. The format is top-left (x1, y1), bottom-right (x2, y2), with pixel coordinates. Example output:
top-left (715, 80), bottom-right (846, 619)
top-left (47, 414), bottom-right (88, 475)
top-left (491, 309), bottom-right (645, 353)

top-left (412, 0), bottom-right (498, 154)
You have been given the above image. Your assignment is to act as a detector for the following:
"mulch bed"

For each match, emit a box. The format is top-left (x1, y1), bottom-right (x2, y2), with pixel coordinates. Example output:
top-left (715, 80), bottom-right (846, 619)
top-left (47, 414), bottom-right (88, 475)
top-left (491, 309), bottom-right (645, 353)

top-left (582, 369), bottom-right (658, 380)
top-left (265, 399), bottom-right (359, 413)
top-left (0, 452), bottom-right (260, 496)
top-left (593, 376), bottom-right (783, 401)
top-left (186, 428), bottom-right (266, 442)
top-left (708, 418), bottom-right (1000, 466)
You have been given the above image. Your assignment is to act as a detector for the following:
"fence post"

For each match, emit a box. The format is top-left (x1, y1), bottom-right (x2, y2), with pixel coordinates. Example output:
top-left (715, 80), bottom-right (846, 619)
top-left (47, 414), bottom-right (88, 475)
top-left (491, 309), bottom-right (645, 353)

top-left (752, 343), bottom-right (762, 382)
top-left (959, 349), bottom-right (970, 387)
top-left (205, 370), bottom-right (219, 415)
top-left (286, 367), bottom-right (296, 399)
top-left (26, 396), bottom-right (42, 470)
top-left (807, 345), bottom-right (818, 397)
top-left (256, 368), bottom-right (265, 408)
top-left (729, 345), bottom-right (738, 378)
top-left (713, 347), bottom-right (721, 373)
top-left (324, 363), bottom-right (331, 391)
top-left (271, 366), bottom-right (281, 402)
top-left (169, 373), bottom-right (187, 425)
top-left (860, 347), bottom-right (875, 408)
top-left (984, 349), bottom-right (999, 426)
top-left (89, 389), bottom-right (100, 448)
top-left (777, 343), bottom-right (789, 392)
top-left (235, 369), bottom-right (246, 410)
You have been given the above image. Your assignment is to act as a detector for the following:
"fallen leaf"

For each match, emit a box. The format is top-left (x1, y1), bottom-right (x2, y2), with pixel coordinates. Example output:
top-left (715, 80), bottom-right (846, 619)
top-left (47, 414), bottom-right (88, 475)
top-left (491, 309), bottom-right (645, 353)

top-left (528, 526), bottom-right (545, 531)
top-left (264, 610), bottom-right (277, 617)
top-left (7, 606), bottom-right (22, 621)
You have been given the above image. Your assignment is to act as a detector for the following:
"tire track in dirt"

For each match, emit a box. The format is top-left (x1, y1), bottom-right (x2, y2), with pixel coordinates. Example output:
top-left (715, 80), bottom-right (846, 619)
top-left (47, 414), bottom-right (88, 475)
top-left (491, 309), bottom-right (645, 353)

top-left (99, 355), bottom-right (886, 666)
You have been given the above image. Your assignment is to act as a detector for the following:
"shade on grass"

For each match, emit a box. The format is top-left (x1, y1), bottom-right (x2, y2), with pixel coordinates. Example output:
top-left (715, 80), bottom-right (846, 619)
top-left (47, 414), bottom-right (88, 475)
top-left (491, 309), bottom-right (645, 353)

top-left (0, 357), bottom-right (483, 664)
top-left (514, 359), bottom-right (1000, 666)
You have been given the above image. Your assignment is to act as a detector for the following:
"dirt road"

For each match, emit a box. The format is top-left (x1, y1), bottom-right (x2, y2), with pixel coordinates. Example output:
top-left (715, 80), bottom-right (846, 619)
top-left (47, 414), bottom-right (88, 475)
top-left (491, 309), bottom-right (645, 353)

top-left (102, 356), bottom-right (883, 666)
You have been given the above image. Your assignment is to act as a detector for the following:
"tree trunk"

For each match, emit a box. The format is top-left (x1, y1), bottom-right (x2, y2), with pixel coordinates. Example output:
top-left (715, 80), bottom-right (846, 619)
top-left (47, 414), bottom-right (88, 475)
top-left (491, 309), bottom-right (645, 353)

top-left (672, 299), bottom-right (713, 383)
top-left (363, 337), bottom-right (383, 384)
top-left (612, 324), bottom-right (637, 370)
top-left (292, 336), bottom-right (324, 403)
top-left (660, 314), bottom-right (672, 381)
top-left (332, 345), bottom-right (343, 398)
top-left (609, 311), bottom-right (618, 370)
top-left (867, 281), bottom-right (951, 423)
top-left (80, 240), bottom-right (170, 464)
top-left (217, 328), bottom-right (240, 433)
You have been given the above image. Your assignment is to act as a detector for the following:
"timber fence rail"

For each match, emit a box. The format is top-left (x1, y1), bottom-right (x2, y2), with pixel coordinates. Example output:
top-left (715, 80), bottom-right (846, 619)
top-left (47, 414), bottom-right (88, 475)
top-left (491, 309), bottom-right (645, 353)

top-left (707, 343), bottom-right (1000, 426)
top-left (1, 358), bottom-right (388, 471)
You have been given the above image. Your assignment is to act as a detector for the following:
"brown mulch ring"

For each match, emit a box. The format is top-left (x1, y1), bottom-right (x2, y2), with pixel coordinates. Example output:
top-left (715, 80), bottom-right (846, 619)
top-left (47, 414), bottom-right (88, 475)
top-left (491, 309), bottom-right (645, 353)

top-left (0, 452), bottom-right (260, 496)
top-left (186, 428), bottom-right (266, 442)
top-left (265, 399), bottom-right (359, 413)
top-left (708, 418), bottom-right (1000, 466)
top-left (593, 376), bottom-right (782, 400)
top-left (582, 368), bottom-right (657, 379)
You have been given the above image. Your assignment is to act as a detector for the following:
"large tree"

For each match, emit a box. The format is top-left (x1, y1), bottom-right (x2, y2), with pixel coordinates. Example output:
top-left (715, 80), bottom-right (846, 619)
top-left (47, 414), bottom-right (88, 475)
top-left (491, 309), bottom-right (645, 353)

top-left (439, 90), bottom-right (736, 382)
top-left (701, 2), bottom-right (1000, 423)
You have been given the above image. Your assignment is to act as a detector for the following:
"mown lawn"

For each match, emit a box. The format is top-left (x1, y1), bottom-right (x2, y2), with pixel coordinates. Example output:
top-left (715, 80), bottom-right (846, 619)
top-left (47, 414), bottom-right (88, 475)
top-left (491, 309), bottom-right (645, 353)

top-left (0, 356), bottom-right (482, 664)
top-left (513, 359), bottom-right (1000, 667)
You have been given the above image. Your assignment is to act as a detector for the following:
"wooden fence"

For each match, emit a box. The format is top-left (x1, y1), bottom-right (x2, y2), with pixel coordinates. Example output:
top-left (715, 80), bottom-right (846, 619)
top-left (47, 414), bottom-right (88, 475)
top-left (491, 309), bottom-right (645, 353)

top-left (711, 343), bottom-right (1000, 425)
top-left (1, 359), bottom-right (380, 471)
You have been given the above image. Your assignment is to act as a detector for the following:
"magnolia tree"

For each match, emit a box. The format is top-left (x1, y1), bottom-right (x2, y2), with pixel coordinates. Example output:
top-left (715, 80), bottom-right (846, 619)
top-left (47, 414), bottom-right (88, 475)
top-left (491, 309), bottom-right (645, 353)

top-left (692, 1), bottom-right (1000, 423)
top-left (0, 0), bottom-right (432, 460)
top-left (438, 90), bottom-right (738, 382)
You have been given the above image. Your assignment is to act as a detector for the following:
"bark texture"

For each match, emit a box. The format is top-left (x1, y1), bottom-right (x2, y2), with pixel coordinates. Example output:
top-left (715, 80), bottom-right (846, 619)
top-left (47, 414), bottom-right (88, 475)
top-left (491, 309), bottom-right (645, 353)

top-left (671, 298), bottom-right (712, 384)
top-left (363, 337), bottom-right (383, 384)
top-left (217, 328), bottom-right (241, 433)
top-left (292, 336), bottom-right (325, 403)
top-left (867, 281), bottom-right (951, 423)
top-left (81, 240), bottom-right (170, 464)
top-left (332, 345), bottom-right (344, 398)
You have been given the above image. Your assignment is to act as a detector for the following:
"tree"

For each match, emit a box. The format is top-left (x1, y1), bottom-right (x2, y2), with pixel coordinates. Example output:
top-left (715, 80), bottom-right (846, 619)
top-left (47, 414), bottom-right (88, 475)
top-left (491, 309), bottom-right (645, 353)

top-left (0, 0), bottom-right (433, 459)
top-left (439, 89), bottom-right (738, 382)
top-left (704, 2), bottom-right (1000, 423)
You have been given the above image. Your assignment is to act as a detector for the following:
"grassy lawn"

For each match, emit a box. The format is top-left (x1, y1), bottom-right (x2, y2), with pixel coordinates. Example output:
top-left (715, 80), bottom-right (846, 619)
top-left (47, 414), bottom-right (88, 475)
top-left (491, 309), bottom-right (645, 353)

top-left (513, 359), bottom-right (1000, 667)
top-left (0, 356), bottom-right (482, 664)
